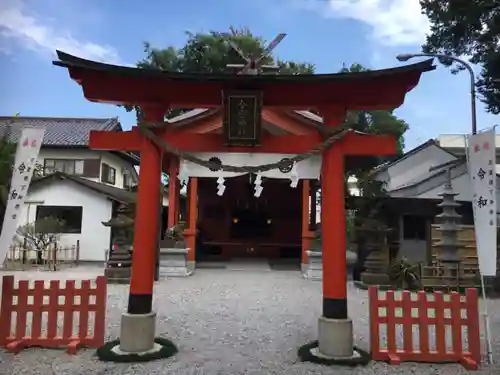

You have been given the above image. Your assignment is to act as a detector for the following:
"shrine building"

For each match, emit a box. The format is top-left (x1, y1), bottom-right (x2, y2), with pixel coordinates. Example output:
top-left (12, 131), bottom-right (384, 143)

top-left (53, 49), bottom-right (434, 359)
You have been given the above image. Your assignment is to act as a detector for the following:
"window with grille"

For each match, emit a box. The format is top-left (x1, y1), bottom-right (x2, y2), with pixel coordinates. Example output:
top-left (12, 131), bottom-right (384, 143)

top-left (101, 163), bottom-right (116, 185)
top-left (35, 205), bottom-right (83, 234)
top-left (44, 159), bottom-right (84, 176)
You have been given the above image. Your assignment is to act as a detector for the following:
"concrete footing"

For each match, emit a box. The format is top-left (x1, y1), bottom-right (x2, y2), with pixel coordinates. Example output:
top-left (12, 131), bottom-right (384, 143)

top-left (303, 251), bottom-right (323, 280)
top-left (317, 316), bottom-right (354, 358)
top-left (119, 312), bottom-right (157, 353)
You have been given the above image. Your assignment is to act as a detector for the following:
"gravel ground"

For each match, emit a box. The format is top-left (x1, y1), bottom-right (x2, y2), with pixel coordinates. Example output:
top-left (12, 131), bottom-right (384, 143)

top-left (0, 266), bottom-right (499, 375)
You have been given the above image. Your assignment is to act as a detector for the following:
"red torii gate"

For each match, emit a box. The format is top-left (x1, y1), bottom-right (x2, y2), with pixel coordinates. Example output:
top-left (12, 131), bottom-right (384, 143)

top-left (53, 50), bottom-right (434, 360)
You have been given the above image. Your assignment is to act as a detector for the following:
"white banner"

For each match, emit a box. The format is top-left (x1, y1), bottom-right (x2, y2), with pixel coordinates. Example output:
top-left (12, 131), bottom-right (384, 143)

top-left (180, 152), bottom-right (321, 179)
top-left (0, 127), bottom-right (45, 268)
top-left (467, 127), bottom-right (497, 276)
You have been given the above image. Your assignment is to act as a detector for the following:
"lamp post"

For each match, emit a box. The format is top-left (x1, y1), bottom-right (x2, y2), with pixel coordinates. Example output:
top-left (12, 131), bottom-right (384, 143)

top-left (396, 53), bottom-right (477, 135)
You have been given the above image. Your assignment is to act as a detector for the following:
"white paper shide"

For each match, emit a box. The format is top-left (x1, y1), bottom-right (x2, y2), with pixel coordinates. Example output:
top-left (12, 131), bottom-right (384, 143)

top-left (0, 127), bottom-right (45, 267)
top-left (467, 128), bottom-right (497, 276)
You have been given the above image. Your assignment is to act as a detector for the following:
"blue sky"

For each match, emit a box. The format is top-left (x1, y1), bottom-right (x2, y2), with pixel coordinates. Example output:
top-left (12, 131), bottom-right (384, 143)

top-left (0, 0), bottom-right (498, 150)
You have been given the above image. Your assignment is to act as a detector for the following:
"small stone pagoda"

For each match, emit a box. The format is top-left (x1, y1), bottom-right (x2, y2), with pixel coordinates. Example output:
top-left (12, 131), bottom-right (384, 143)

top-left (435, 169), bottom-right (462, 265)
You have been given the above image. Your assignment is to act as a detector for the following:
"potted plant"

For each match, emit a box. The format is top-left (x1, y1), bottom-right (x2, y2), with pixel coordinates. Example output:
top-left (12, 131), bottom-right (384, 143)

top-left (389, 257), bottom-right (421, 290)
top-left (164, 221), bottom-right (186, 248)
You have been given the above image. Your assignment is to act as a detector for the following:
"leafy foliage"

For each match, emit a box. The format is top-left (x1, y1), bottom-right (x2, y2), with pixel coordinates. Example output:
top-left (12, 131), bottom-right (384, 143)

top-left (125, 27), bottom-right (314, 119)
top-left (127, 28), bottom-right (409, 208)
top-left (14, 216), bottom-right (66, 264)
top-left (389, 258), bottom-right (421, 290)
top-left (420, 0), bottom-right (500, 113)
top-left (165, 221), bottom-right (187, 248)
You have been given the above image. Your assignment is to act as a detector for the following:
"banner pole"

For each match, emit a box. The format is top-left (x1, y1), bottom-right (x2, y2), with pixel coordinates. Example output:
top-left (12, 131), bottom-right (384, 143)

top-left (480, 274), bottom-right (494, 364)
top-left (466, 131), bottom-right (496, 365)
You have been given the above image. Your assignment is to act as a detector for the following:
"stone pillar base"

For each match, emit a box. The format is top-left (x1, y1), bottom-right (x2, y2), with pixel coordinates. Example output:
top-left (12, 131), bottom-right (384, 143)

top-left (159, 248), bottom-right (194, 277)
top-left (317, 316), bottom-right (354, 358)
top-left (119, 312), bottom-right (156, 353)
top-left (303, 251), bottom-right (323, 280)
top-left (301, 263), bottom-right (308, 275)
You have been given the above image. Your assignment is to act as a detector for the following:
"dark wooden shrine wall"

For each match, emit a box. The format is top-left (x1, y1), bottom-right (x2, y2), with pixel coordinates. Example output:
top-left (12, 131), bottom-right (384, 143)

top-left (197, 176), bottom-right (302, 258)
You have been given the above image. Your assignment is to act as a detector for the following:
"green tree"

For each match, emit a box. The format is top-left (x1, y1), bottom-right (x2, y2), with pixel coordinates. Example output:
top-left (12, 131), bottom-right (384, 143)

top-left (128, 30), bottom-right (409, 202)
top-left (126, 27), bottom-right (315, 119)
top-left (420, 0), bottom-right (500, 113)
top-left (329, 64), bottom-right (408, 211)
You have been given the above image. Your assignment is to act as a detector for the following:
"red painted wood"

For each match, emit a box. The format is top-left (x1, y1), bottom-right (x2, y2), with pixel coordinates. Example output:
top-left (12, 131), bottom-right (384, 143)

top-left (90, 127), bottom-right (396, 156)
top-left (0, 275), bottom-right (106, 354)
top-left (128, 108), bottom-right (163, 296)
top-left (65, 66), bottom-right (425, 109)
top-left (301, 179), bottom-right (314, 264)
top-left (185, 177), bottom-right (198, 261)
top-left (197, 176), bottom-right (302, 259)
top-left (168, 155), bottom-right (180, 228)
top-left (320, 146), bottom-right (346, 299)
top-left (465, 289), bottom-right (481, 365)
top-left (368, 287), bottom-right (481, 370)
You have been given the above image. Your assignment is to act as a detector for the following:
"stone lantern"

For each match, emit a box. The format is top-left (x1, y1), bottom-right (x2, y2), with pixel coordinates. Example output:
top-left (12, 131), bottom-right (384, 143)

top-left (102, 204), bottom-right (134, 284)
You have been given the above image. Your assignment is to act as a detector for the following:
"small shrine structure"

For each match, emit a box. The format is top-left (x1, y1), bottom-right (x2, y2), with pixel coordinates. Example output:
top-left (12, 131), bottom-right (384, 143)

top-left (53, 49), bottom-right (434, 361)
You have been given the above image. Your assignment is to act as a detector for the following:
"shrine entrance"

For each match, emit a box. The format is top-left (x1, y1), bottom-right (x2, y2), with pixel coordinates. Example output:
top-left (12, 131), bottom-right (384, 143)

top-left (53, 45), bottom-right (434, 361)
top-left (197, 175), bottom-right (302, 261)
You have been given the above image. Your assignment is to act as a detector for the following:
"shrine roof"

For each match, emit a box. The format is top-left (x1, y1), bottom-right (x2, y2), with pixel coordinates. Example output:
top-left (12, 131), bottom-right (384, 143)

top-left (53, 51), bottom-right (435, 109)
top-left (54, 51), bottom-right (435, 84)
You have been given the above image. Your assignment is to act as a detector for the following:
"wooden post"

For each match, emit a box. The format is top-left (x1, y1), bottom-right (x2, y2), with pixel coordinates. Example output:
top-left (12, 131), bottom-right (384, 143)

top-left (127, 107), bottom-right (163, 315)
top-left (321, 146), bottom-right (348, 319)
top-left (167, 155), bottom-right (180, 228)
top-left (309, 181), bottom-right (317, 230)
top-left (184, 177), bottom-right (198, 265)
top-left (319, 106), bottom-right (348, 320)
top-left (301, 179), bottom-right (314, 267)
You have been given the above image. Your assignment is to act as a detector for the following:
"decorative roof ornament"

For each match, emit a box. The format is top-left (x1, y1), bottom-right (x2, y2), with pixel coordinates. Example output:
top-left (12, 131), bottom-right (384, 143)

top-left (278, 158), bottom-right (294, 173)
top-left (221, 30), bottom-right (286, 75)
top-left (208, 156), bottom-right (222, 172)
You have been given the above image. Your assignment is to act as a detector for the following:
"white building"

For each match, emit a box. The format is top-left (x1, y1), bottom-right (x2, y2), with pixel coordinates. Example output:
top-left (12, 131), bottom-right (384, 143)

top-left (0, 116), bottom-right (148, 262)
top-left (438, 133), bottom-right (500, 174)
top-left (371, 139), bottom-right (500, 264)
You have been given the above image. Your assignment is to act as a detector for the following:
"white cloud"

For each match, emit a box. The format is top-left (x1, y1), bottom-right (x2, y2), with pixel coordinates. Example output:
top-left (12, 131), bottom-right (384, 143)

top-left (0, 0), bottom-right (121, 63)
top-left (298, 0), bottom-right (430, 46)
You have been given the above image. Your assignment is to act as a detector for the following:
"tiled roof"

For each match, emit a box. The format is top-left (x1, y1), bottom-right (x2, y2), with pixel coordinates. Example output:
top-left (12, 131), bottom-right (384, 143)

top-left (30, 172), bottom-right (136, 203)
top-left (0, 116), bottom-right (121, 147)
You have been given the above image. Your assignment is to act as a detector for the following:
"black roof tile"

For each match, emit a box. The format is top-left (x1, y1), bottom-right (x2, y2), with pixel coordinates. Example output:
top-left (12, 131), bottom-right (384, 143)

top-left (0, 116), bottom-right (121, 147)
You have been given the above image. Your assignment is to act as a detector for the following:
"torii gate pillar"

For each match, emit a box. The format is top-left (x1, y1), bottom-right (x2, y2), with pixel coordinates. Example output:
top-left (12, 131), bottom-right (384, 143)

top-left (316, 107), bottom-right (357, 360)
top-left (119, 106), bottom-right (163, 354)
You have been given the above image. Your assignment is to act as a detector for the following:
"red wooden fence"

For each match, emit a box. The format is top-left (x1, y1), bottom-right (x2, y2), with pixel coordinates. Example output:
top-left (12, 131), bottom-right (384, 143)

top-left (369, 287), bottom-right (481, 371)
top-left (0, 275), bottom-right (106, 354)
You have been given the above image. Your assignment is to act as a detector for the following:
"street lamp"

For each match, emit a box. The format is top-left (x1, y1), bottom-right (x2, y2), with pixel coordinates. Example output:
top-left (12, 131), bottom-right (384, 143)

top-left (396, 53), bottom-right (477, 135)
